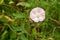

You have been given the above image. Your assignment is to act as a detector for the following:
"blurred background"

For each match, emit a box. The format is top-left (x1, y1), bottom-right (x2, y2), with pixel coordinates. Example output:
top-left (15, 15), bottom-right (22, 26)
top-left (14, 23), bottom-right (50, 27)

top-left (0, 0), bottom-right (60, 40)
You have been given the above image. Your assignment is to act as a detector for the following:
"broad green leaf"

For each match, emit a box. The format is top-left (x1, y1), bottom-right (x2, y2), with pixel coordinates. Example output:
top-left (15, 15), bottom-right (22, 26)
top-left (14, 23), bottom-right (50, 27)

top-left (16, 2), bottom-right (30, 7)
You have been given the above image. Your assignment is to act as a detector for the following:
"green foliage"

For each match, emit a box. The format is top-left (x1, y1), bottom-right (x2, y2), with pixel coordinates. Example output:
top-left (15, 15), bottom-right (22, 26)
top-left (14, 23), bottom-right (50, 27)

top-left (0, 0), bottom-right (60, 40)
top-left (0, 0), bottom-right (4, 5)
top-left (17, 2), bottom-right (30, 7)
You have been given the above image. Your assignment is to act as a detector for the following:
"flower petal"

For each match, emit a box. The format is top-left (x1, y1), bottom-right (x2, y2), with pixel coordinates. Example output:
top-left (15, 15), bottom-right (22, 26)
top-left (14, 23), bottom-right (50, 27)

top-left (32, 18), bottom-right (39, 22)
top-left (30, 7), bottom-right (45, 22)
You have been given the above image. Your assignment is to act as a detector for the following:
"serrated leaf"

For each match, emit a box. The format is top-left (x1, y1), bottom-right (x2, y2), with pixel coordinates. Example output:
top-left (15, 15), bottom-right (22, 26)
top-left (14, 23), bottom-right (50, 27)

top-left (17, 2), bottom-right (30, 7)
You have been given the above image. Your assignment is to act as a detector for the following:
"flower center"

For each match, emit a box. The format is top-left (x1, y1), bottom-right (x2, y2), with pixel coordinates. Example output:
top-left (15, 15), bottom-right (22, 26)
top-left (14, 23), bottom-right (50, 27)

top-left (35, 13), bottom-right (40, 18)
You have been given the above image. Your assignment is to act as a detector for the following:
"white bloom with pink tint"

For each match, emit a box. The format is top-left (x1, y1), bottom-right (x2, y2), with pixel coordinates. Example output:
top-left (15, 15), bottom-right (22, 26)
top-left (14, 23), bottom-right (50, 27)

top-left (30, 7), bottom-right (45, 22)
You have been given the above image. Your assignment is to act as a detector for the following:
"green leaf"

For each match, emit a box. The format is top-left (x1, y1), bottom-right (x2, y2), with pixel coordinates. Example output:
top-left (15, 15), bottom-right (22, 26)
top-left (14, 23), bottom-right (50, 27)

top-left (28, 36), bottom-right (34, 40)
top-left (16, 2), bottom-right (30, 7)
top-left (9, 0), bottom-right (14, 4)
top-left (54, 28), bottom-right (60, 40)
top-left (10, 32), bottom-right (16, 40)
top-left (0, 0), bottom-right (4, 5)
top-left (11, 24), bottom-right (28, 33)
top-left (1, 30), bottom-right (7, 40)
top-left (21, 35), bottom-right (28, 40)
top-left (13, 13), bottom-right (25, 19)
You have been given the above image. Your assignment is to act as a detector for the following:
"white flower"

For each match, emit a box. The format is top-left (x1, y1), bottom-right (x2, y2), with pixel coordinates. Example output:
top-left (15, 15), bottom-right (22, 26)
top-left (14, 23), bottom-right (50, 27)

top-left (30, 7), bottom-right (45, 22)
